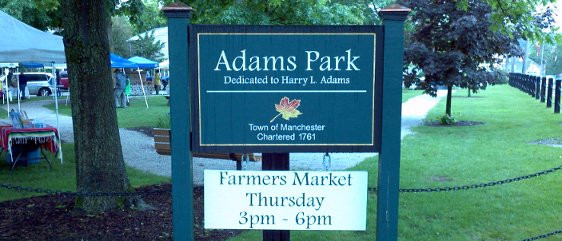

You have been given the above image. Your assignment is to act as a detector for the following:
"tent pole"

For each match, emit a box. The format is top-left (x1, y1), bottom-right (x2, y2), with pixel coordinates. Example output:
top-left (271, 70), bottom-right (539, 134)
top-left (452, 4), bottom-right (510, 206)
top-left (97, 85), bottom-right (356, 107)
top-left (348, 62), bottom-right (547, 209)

top-left (2, 68), bottom-right (5, 105)
top-left (16, 67), bottom-right (20, 111)
top-left (51, 62), bottom-right (63, 164)
top-left (5, 68), bottom-right (9, 118)
top-left (136, 68), bottom-right (149, 108)
top-left (2, 68), bottom-right (4, 105)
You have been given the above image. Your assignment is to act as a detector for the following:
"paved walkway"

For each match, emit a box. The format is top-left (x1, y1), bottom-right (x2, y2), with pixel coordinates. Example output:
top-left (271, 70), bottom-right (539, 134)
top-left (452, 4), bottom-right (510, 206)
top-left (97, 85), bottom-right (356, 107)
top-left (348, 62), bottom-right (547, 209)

top-left (1, 90), bottom-right (447, 185)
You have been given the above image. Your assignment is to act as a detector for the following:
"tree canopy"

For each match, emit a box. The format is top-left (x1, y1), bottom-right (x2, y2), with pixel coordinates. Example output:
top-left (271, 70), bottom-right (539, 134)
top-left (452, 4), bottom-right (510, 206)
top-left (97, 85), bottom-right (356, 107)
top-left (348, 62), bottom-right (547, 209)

top-left (528, 43), bottom-right (562, 75)
top-left (129, 30), bottom-right (165, 62)
top-left (403, 0), bottom-right (521, 116)
top-left (160, 0), bottom-right (376, 25)
top-left (483, 0), bottom-right (561, 44)
top-left (0, 0), bottom-right (61, 31)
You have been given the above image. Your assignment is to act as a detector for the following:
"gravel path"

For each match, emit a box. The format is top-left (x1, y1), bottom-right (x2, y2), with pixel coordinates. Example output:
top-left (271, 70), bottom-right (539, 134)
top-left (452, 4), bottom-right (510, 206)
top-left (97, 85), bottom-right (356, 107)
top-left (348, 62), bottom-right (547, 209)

top-left (1, 90), bottom-right (446, 185)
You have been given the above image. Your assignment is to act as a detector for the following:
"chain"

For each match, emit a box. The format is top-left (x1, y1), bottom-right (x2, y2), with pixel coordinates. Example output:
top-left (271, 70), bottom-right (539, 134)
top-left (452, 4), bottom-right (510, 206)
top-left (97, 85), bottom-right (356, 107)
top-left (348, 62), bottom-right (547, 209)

top-left (2, 164), bottom-right (560, 196)
top-left (367, 164), bottom-right (561, 193)
top-left (0, 182), bottom-right (167, 197)
top-left (242, 153), bottom-right (249, 170)
top-left (519, 229), bottom-right (562, 241)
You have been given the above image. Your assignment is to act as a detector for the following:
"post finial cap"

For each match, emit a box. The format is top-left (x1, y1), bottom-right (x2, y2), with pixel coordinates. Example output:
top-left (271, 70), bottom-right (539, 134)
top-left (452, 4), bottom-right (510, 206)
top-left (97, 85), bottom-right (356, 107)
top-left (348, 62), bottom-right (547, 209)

top-left (379, 4), bottom-right (411, 20)
top-left (162, 2), bottom-right (193, 17)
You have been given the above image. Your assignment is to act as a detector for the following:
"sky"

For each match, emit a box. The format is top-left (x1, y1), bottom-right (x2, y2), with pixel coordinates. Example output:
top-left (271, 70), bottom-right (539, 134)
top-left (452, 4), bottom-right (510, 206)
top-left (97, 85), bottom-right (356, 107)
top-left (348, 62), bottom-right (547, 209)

top-left (555, 1), bottom-right (562, 28)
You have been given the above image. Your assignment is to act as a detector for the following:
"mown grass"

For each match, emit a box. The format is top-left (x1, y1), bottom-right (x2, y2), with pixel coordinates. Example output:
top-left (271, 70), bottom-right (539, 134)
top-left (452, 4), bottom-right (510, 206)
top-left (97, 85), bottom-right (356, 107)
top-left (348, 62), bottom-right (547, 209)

top-left (229, 85), bottom-right (561, 241)
top-left (0, 144), bottom-right (169, 202)
top-left (46, 95), bottom-right (170, 128)
top-left (402, 89), bottom-right (424, 103)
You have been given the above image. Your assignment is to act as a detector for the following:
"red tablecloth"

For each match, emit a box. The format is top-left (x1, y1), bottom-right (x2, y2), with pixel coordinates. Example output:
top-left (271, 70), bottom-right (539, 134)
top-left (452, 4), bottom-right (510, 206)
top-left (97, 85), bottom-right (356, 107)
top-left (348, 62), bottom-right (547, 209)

top-left (0, 125), bottom-right (60, 153)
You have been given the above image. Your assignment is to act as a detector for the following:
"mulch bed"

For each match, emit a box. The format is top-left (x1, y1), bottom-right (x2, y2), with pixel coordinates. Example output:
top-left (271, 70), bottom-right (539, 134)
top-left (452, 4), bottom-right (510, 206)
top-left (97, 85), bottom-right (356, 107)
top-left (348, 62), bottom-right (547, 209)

top-left (425, 121), bottom-right (485, 127)
top-left (0, 184), bottom-right (242, 240)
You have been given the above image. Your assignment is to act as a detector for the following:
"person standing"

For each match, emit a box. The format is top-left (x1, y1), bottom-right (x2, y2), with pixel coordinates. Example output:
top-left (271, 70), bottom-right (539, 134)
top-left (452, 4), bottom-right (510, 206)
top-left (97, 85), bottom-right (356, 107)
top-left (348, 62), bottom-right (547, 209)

top-left (153, 69), bottom-right (161, 95)
top-left (124, 75), bottom-right (131, 107)
top-left (7, 69), bottom-right (15, 101)
top-left (19, 72), bottom-right (27, 99)
top-left (114, 69), bottom-right (127, 108)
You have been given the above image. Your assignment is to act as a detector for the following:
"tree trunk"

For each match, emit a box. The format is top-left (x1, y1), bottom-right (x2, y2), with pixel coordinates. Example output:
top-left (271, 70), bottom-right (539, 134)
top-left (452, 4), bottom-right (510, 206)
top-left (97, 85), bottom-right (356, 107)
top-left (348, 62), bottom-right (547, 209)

top-left (61, 0), bottom-right (132, 213)
top-left (446, 85), bottom-right (452, 116)
top-left (467, 87), bottom-right (471, 97)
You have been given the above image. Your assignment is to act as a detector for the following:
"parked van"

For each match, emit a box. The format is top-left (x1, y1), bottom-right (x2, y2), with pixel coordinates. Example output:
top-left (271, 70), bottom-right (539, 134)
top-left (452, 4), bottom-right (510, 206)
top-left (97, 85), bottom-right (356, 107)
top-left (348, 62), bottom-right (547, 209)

top-left (15, 72), bottom-right (55, 96)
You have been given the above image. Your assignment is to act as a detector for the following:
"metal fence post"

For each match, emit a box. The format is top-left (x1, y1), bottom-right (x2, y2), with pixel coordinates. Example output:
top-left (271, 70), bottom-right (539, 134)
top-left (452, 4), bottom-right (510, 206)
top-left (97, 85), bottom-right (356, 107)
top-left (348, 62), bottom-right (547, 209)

top-left (555, 79), bottom-right (561, 114)
top-left (540, 76), bottom-right (546, 103)
top-left (546, 77), bottom-right (553, 108)
top-left (535, 76), bottom-right (540, 100)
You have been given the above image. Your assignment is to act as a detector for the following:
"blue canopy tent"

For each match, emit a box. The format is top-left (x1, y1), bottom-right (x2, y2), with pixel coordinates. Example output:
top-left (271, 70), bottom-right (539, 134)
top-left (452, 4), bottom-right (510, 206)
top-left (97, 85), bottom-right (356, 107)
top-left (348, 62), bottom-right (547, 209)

top-left (110, 53), bottom-right (138, 68)
top-left (18, 62), bottom-right (44, 68)
top-left (110, 53), bottom-right (148, 108)
top-left (128, 56), bottom-right (158, 69)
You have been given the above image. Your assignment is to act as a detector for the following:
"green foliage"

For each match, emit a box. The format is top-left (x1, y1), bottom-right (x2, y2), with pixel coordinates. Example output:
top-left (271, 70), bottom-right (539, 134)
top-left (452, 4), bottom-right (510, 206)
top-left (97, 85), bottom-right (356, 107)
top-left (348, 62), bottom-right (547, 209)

top-left (438, 114), bottom-right (456, 125)
top-left (0, 0), bottom-right (61, 30)
top-left (528, 43), bottom-right (562, 75)
top-left (129, 30), bottom-right (165, 62)
top-left (485, 0), bottom-right (560, 44)
top-left (403, 0), bottom-right (520, 115)
top-left (156, 113), bottom-right (171, 129)
top-left (162, 0), bottom-right (374, 25)
top-left (110, 15), bottom-right (134, 58)
top-left (115, 0), bottom-right (165, 34)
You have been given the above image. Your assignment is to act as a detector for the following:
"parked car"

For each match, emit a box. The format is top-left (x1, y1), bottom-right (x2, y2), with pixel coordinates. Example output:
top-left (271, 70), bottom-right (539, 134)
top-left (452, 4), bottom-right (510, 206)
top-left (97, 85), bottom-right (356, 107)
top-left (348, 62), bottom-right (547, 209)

top-left (14, 72), bottom-right (55, 96)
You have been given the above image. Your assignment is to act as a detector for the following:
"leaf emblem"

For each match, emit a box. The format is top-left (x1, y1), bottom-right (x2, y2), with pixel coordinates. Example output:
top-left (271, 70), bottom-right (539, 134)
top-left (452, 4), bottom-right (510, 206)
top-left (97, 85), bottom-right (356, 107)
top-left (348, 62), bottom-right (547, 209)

top-left (270, 97), bottom-right (302, 123)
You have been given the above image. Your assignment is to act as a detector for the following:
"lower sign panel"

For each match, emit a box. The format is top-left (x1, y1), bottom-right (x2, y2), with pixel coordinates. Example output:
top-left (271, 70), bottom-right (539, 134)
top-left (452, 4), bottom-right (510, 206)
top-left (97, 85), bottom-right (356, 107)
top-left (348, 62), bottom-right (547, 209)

top-left (204, 170), bottom-right (367, 230)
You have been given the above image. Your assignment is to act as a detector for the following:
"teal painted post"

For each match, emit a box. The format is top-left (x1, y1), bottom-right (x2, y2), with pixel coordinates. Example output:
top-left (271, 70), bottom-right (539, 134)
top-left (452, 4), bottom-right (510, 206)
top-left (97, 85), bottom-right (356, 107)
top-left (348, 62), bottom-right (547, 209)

top-left (377, 5), bottom-right (410, 241)
top-left (262, 153), bottom-right (290, 241)
top-left (163, 3), bottom-right (194, 241)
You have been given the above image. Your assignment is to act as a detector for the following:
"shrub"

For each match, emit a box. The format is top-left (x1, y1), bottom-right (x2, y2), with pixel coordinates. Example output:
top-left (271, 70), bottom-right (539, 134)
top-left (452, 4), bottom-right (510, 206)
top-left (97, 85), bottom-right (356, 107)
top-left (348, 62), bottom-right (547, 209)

top-left (156, 113), bottom-right (170, 129)
top-left (439, 114), bottom-right (456, 125)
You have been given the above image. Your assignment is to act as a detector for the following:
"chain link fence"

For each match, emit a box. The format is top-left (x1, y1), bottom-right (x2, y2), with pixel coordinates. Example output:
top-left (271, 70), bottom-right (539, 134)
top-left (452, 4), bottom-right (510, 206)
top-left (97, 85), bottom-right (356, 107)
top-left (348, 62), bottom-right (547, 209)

top-left (1, 163), bottom-right (560, 240)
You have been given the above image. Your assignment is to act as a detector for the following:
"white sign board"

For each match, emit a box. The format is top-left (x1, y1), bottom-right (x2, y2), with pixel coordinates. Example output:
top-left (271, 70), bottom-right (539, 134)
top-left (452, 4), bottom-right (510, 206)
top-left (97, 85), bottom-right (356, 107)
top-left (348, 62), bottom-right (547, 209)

top-left (204, 170), bottom-right (368, 230)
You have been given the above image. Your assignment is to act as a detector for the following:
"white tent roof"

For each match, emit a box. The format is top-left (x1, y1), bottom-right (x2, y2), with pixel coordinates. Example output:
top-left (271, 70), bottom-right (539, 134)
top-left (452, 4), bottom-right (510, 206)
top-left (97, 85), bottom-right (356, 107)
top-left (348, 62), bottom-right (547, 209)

top-left (128, 27), bottom-right (168, 61)
top-left (0, 10), bottom-right (65, 63)
top-left (159, 59), bottom-right (169, 69)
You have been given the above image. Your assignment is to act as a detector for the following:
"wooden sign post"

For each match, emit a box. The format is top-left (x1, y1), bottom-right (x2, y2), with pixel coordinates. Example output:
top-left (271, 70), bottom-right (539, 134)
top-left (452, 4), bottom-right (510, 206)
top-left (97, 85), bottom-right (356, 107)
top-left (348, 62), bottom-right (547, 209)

top-left (164, 2), bottom-right (409, 241)
top-left (377, 5), bottom-right (411, 241)
top-left (162, 3), bottom-right (194, 241)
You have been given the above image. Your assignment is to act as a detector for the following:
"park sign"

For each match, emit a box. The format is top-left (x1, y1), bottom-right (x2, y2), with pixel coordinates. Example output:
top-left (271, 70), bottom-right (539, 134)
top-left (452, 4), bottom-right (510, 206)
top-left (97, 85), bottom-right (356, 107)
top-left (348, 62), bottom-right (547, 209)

top-left (189, 25), bottom-right (383, 153)
top-left (204, 170), bottom-right (368, 230)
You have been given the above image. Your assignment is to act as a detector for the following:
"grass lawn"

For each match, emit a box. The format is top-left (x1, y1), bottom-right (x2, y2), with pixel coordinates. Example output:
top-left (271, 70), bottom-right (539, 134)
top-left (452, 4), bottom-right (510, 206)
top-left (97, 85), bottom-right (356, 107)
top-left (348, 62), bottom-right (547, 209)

top-left (46, 95), bottom-right (170, 128)
top-left (0, 144), bottom-right (170, 202)
top-left (229, 85), bottom-right (561, 241)
top-left (402, 89), bottom-right (424, 103)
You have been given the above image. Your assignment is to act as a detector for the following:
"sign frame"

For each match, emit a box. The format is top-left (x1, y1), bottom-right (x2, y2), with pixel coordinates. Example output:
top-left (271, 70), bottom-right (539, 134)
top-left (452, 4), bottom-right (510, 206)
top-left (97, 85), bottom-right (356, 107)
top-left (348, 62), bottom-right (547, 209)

top-left (188, 25), bottom-right (384, 153)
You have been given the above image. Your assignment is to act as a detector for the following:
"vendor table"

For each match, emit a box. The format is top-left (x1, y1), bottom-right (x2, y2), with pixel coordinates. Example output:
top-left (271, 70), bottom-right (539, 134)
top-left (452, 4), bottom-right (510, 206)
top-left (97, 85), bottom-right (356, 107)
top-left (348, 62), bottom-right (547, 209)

top-left (0, 125), bottom-right (61, 170)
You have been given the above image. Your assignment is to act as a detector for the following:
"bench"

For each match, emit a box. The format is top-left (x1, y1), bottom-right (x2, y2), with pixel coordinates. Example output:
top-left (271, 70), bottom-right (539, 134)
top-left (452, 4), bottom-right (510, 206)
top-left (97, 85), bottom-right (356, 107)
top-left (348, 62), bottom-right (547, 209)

top-left (153, 128), bottom-right (260, 170)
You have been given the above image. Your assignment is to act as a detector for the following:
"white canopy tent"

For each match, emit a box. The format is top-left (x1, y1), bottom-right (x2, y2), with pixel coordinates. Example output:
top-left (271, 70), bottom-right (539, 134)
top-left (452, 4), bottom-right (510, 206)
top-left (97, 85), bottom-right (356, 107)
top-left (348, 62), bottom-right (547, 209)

top-left (0, 11), bottom-right (65, 63)
top-left (0, 10), bottom-right (66, 163)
